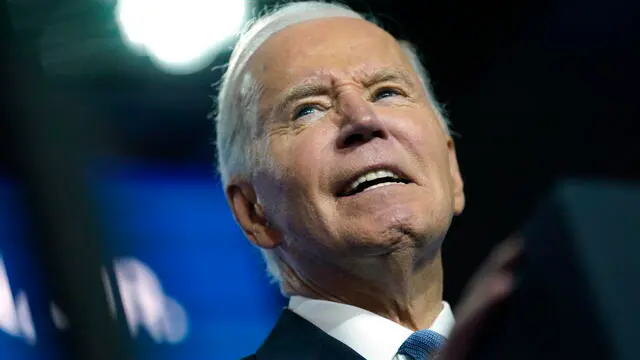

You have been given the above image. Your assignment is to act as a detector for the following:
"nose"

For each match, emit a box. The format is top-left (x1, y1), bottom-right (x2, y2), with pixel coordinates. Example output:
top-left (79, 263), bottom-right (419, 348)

top-left (335, 93), bottom-right (389, 149)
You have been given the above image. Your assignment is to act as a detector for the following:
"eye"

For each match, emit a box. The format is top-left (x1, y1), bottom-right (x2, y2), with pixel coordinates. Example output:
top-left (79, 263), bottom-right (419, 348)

top-left (293, 105), bottom-right (319, 120)
top-left (372, 87), bottom-right (402, 101)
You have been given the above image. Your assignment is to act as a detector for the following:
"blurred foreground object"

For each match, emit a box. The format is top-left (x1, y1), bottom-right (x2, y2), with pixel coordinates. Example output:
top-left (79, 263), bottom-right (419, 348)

top-left (470, 178), bottom-right (640, 360)
top-left (3, 1), bottom-right (130, 358)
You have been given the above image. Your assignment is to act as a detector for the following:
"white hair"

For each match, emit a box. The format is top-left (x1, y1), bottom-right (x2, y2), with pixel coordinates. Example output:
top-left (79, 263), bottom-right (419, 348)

top-left (214, 1), bottom-right (451, 286)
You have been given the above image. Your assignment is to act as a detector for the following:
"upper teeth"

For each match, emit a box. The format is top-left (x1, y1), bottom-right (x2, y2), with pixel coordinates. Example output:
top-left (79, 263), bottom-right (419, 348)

top-left (346, 170), bottom-right (400, 193)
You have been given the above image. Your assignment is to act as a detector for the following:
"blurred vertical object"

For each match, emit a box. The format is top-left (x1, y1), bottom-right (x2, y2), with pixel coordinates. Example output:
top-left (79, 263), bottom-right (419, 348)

top-left (470, 178), bottom-right (640, 359)
top-left (2, 2), bottom-right (130, 360)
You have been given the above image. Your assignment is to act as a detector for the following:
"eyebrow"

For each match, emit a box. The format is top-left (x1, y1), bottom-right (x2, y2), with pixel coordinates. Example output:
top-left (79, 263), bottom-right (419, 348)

top-left (273, 81), bottom-right (331, 116)
top-left (273, 67), bottom-right (417, 115)
top-left (360, 67), bottom-right (417, 91)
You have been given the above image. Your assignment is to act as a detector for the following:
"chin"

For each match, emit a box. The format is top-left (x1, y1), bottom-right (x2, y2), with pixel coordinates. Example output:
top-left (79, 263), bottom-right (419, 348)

top-left (381, 203), bottom-right (452, 247)
top-left (339, 211), bottom-right (438, 257)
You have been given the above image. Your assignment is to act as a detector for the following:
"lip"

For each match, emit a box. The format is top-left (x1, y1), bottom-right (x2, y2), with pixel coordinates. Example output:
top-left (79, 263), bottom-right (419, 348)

top-left (334, 163), bottom-right (414, 197)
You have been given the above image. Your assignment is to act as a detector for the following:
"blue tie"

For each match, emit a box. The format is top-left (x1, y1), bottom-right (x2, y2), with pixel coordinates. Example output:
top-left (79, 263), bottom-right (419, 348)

top-left (397, 329), bottom-right (447, 360)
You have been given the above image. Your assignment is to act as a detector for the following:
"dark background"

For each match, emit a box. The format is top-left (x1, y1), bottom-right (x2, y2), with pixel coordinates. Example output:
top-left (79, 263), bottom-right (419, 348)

top-left (2, 0), bottom-right (639, 358)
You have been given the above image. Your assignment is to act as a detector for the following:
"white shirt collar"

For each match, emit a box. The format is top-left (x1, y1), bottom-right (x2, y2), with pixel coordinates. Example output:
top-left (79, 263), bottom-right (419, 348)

top-left (289, 296), bottom-right (455, 360)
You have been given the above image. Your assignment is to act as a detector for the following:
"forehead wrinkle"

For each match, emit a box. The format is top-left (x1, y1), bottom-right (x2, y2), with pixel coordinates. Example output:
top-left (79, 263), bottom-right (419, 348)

top-left (265, 69), bottom-right (342, 118)
top-left (256, 33), bottom-right (417, 120)
top-left (274, 65), bottom-right (417, 107)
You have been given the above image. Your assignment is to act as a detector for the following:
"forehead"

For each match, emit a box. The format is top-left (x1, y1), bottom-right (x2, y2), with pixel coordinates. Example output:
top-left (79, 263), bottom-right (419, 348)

top-left (248, 17), bottom-right (413, 91)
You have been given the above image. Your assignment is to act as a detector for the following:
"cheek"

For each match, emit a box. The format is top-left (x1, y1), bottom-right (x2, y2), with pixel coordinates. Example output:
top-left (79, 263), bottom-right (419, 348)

top-left (266, 129), bottom-right (333, 218)
top-left (395, 110), bottom-right (447, 165)
top-left (392, 110), bottom-right (454, 201)
top-left (273, 125), bottom-right (334, 183)
top-left (268, 128), bottom-right (341, 235)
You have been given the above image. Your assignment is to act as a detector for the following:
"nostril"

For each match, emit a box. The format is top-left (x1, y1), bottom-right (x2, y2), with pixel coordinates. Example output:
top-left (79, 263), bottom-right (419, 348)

top-left (339, 129), bottom-right (385, 148)
top-left (342, 133), bottom-right (365, 148)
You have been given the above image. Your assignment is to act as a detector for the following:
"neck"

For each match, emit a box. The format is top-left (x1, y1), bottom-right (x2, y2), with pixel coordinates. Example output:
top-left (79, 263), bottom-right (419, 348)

top-left (280, 247), bottom-right (444, 331)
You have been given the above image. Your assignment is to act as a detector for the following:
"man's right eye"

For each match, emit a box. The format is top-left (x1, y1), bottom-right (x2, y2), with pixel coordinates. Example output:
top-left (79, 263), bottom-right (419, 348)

top-left (293, 105), bottom-right (318, 120)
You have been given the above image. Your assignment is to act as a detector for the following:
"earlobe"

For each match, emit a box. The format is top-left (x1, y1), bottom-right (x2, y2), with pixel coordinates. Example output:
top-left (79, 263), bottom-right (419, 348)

top-left (447, 139), bottom-right (466, 215)
top-left (226, 180), bottom-right (282, 249)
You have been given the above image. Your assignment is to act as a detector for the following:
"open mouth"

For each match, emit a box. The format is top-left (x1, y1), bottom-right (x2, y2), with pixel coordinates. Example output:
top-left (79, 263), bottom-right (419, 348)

top-left (338, 169), bottom-right (411, 197)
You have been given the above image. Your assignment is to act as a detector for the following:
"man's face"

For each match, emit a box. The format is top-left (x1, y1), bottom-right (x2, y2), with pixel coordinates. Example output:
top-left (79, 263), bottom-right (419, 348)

top-left (246, 18), bottom-right (464, 263)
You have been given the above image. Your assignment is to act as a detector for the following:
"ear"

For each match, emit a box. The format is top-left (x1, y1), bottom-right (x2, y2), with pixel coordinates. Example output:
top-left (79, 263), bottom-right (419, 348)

top-left (226, 178), bottom-right (283, 249)
top-left (446, 138), bottom-right (466, 215)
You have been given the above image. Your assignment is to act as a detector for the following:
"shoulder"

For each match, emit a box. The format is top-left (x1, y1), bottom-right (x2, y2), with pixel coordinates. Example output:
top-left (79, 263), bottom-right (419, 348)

top-left (240, 355), bottom-right (257, 360)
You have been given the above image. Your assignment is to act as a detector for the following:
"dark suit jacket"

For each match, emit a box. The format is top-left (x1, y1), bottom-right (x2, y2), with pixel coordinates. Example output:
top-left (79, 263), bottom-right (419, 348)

top-left (241, 309), bottom-right (366, 360)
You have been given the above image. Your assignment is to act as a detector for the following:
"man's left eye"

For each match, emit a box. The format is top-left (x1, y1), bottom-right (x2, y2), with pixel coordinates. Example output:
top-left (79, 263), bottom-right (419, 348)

top-left (373, 88), bottom-right (401, 101)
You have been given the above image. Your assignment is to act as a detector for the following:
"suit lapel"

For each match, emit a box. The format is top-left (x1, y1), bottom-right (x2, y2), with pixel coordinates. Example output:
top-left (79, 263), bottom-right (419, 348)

top-left (255, 309), bottom-right (365, 360)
